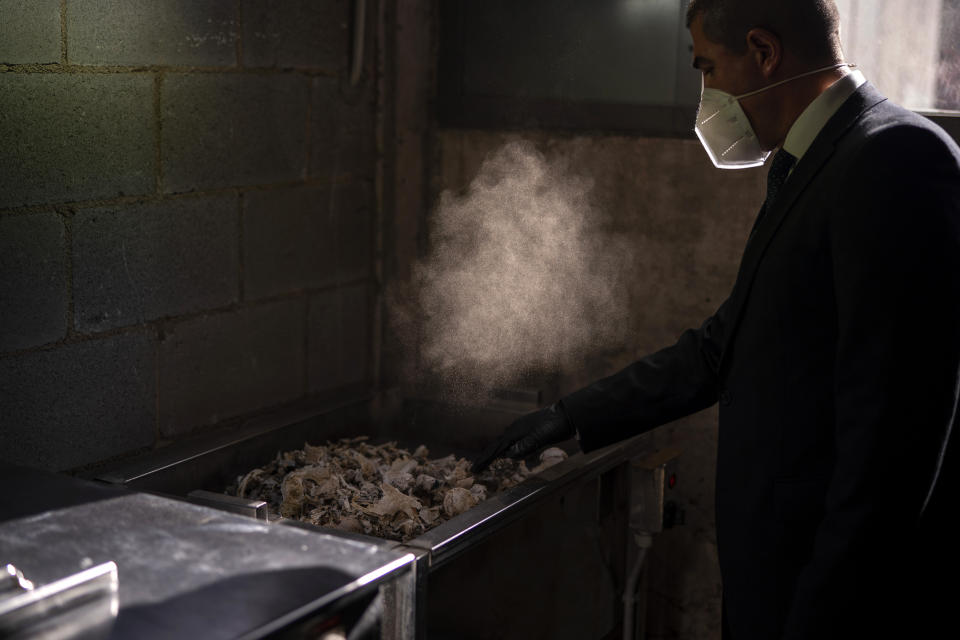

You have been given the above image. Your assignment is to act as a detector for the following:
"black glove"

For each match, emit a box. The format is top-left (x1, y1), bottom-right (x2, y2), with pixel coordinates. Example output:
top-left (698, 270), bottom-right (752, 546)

top-left (471, 403), bottom-right (576, 473)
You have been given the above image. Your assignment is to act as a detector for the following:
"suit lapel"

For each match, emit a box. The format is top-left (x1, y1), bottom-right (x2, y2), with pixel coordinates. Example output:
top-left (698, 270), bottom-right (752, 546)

top-left (718, 83), bottom-right (888, 369)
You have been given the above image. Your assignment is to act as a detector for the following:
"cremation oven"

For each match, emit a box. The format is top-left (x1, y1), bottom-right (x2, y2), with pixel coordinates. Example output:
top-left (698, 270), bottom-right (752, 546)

top-left (93, 393), bottom-right (676, 639)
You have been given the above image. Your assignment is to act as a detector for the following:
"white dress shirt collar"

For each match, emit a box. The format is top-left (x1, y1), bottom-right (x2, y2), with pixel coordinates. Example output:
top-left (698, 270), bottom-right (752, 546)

top-left (782, 69), bottom-right (867, 162)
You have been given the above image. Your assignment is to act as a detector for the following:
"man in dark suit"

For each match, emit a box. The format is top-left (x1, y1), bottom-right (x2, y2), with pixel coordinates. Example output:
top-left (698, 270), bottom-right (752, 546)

top-left (474, 1), bottom-right (960, 638)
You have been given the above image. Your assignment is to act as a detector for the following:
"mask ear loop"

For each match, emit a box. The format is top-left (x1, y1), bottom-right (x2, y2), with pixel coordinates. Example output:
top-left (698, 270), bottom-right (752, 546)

top-left (735, 62), bottom-right (857, 100)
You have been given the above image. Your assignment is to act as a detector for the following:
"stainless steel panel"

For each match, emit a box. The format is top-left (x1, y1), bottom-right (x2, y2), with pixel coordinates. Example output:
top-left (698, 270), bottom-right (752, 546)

top-left (0, 466), bottom-right (415, 640)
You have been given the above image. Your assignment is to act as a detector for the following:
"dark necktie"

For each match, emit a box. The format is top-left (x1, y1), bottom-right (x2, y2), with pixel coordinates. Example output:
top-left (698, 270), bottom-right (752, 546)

top-left (749, 148), bottom-right (797, 239)
top-left (765, 148), bottom-right (797, 210)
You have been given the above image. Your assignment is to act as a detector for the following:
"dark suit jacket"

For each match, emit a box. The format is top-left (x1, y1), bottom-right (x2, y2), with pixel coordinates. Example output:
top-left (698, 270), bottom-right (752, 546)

top-left (561, 83), bottom-right (960, 639)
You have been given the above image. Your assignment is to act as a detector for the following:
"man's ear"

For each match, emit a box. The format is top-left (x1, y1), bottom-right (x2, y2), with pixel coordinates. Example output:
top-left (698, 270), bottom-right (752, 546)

top-left (745, 28), bottom-right (782, 79)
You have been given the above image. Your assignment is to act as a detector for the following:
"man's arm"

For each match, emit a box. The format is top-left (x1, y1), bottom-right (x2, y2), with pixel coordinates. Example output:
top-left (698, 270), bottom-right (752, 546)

top-left (472, 299), bottom-right (728, 472)
top-left (561, 299), bottom-right (727, 453)
top-left (782, 124), bottom-right (960, 638)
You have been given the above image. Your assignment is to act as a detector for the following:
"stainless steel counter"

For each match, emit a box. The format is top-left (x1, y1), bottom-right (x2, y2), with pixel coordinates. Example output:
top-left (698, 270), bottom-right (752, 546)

top-left (0, 466), bottom-right (415, 639)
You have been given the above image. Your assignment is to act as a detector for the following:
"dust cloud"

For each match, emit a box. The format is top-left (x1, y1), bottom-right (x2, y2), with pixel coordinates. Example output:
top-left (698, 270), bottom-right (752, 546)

top-left (395, 141), bottom-right (634, 399)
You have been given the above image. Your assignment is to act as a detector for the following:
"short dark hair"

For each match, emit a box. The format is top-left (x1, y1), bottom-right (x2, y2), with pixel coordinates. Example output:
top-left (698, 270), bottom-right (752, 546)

top-left (686, 0), bottom-right (843, 65)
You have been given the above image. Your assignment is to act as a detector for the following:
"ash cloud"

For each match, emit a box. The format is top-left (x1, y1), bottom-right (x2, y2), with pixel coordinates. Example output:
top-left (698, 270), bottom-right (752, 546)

top-left (395, 140), bottom-right (634, 398)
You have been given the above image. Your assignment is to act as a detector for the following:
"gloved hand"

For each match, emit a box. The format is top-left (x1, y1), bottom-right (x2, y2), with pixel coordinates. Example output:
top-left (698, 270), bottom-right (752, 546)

top-left (471, 403), bottom-right (576, 473)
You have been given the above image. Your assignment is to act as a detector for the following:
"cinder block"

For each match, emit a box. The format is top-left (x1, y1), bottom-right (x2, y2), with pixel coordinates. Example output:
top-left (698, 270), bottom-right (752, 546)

top-left (162, 73), bottom-right (309, 193)
top-left (0, 332), bottom-right (157, 471)
top-left (68, 0), bottom-right (237, 66)
top-left (0, 213), bottom-right (67, 352)
top-left (158, 299), bottom-right (305, 436)
top-left (310, 77), bottom-right (377, 180)
top-left (0, 0), bottom-right (61, 64)
top-left (242, 184), bottom-right (372, 299)
top-left (0, 73), bottom-right (155, 209)
top-left (333, 183), bottom-right (374, 282)
top-left (242, 186), bottom-right (336, 299)
top-left (73, 195), bottom-right (239, 332)
top-left (308, 283), bottom-right (371, 392)
top-left (242, 0), bottom-right (349, 70)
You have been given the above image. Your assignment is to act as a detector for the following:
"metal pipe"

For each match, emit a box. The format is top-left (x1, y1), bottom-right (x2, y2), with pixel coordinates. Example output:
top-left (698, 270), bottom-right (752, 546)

top-left (350, 0), bottom-right (367, 86)
top-left (623, 533), bottom-right (653, 640)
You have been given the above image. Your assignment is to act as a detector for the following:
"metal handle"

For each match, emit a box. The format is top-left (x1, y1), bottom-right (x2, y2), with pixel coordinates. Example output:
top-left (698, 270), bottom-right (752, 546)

top-left (187, 489), bottom-right (269, 520)
top-left (1, 565), bottom-right (33, 596)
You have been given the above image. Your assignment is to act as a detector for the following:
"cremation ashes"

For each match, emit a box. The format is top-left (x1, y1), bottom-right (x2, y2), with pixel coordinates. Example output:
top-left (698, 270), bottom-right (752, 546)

top-left (227, 437), bottom-right (568, 542)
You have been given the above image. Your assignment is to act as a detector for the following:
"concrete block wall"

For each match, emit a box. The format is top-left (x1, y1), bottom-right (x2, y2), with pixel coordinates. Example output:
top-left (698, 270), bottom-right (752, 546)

top-left (0, 0), bottom-right (379, 471)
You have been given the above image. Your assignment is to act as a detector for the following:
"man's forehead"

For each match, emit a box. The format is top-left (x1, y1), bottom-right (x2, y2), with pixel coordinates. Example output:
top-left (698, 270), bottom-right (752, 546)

top-left (689, 13), bottom-right (730, 67)
top-left (688, 13), bottom-right (715, 64)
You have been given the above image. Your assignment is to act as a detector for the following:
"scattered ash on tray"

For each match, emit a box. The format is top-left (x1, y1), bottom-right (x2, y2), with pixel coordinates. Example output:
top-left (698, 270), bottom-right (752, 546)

top-left (226, 437), bottom-right (567, 542)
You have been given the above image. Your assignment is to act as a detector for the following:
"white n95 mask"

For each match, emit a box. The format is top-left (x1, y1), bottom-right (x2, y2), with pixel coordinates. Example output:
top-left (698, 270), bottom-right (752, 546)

top-left (694, 63), bottom-right (855, 170)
